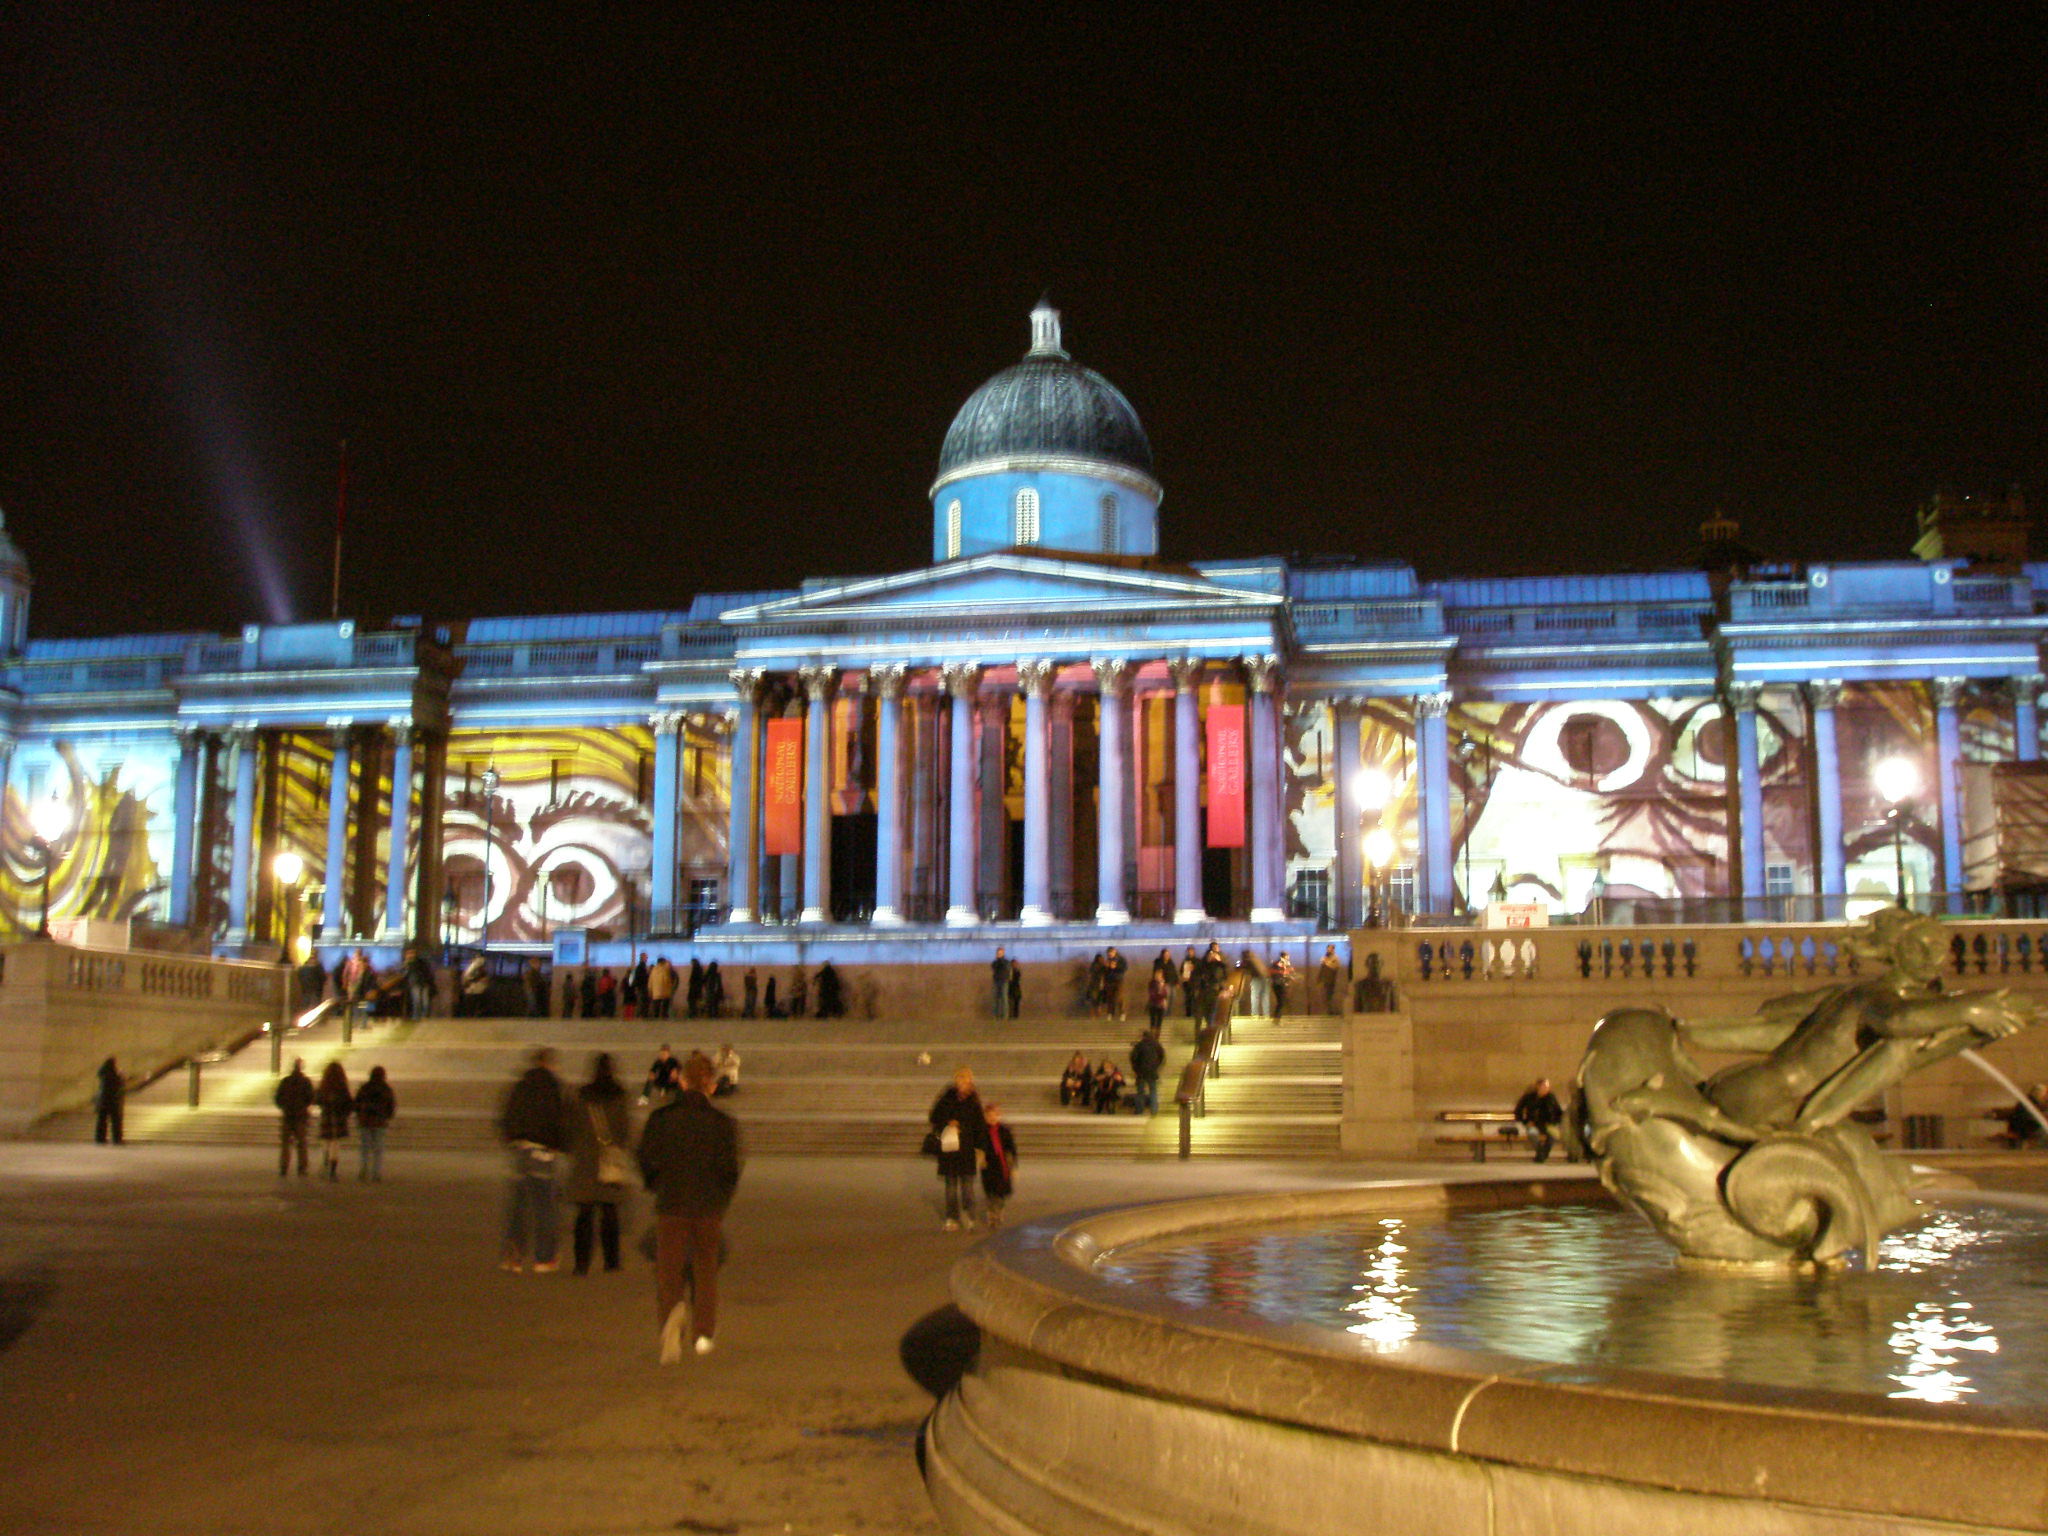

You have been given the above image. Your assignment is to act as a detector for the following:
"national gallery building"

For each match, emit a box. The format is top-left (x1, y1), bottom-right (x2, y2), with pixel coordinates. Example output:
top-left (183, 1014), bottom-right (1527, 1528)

top-left (2, 304), bottom-right (2045, 966)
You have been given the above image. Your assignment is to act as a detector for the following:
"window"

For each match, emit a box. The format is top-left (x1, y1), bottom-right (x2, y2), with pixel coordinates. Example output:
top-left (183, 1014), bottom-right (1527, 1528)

top-left (1764, 863), bottom-right (1795, 897)
top-left (1014, 487), bottom-right (1040, 545)
top-left (1386, 865), bottom-right (1418, 915)
top-left (945, 499), bottom-right (962, 558)
top-left (1099, 493), bottom-right (1119, 553)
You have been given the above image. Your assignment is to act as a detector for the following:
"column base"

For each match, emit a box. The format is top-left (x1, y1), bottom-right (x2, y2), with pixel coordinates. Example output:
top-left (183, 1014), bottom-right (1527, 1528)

top-left (944, 906), bottom-right (980, 928)
top-left (1018, 905), bottom-right (1054, 927)
top-left (798, 906), bottom-right (827, 924)
top-left (870, 907), bottom-right (904, 927)
top-left (1094, 905), bottom-right (1130, 926)
top-left (378, 928), bottom-right (408, 945)
top-left (725, 907), bottom-right (755, 926)
top-left (1173, 908), bottom-right (1208, 925)
top-left (1249, 906), bottom-right (1288, 924)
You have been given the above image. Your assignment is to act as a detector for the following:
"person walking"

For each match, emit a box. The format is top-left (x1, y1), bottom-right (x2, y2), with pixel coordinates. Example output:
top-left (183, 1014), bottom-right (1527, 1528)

top-left (1514, 1077), bottom-right (1565, 1164)
top-left (499, 1047), bottom-right (569, 1273)
top-left (523, 957), bottom-right (548, 1018)
top-left (928, 1067), bottom-right (987, 1231)
top-left (460, 952), bottom-right (490, 1018)
top-left (353, 1065), bottom-right (395, 1181)
top-left (1103, 946), bottom-right (1128, 1022)
top-left (703, 961), bottom-right (726, 1019)
top-left (638, 1052), bottom-right (743, 1363)
top-left (568, 1053), bottom-right (633, 1276)
top-left (275, 1058), bottom-right (315, 1177)
top-left (1318, 945), bottom-right (1344, 1015)
top-left (1129, 1025), bottom-right (1166, 1116)
top-left (93, 1056), bottom-right (126, 1145)
top-left (990, 947), bottom-right (1013, 1019)
top-left (979, 1103), bottom-right (1017, 1229)
top-left (1145, 967), bottom-right (1170, 1034)
top-left (740, 966), bottom-right (758, 1019)
top-left (1270, 951), bottom-right (1296, 1018)
top-left (315, 1062), bottom-right (353, 1180)
top-left (404, 946), bottom-right (436, 1020)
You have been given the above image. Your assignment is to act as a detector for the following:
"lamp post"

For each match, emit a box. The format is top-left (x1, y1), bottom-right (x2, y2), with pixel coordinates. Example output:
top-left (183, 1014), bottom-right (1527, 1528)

top-left (478, 766), bottom-right (500, 951)
top-left (1352, 766), bottom-right (1394, 928)
top-left (1455, 731), bottom-right (1495, 918)
top-left (272, 850), bottom-right (308, 1054)
top-left (28, 796), bottom-right (68, 940)
top-left (1874, 755), bottom-right (1920, 911)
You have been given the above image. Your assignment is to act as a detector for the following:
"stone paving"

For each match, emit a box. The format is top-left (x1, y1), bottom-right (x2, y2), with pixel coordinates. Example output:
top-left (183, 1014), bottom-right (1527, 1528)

top-left (0, 1139), bottom-right (1555, 1536)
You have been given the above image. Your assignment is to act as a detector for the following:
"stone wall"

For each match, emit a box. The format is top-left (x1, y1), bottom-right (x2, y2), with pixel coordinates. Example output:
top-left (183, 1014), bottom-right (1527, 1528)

top-left (0, 944), bottom-right (290, 1134)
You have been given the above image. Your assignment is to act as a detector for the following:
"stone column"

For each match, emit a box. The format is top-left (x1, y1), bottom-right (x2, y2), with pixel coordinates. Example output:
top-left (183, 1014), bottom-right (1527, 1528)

top-left (978, 685), bottom-right (1009, 917)
top-left (798, 664), bottom-right (834, 923)
top-left (872, 664), bottom-right (908, 926)
top-left (1727, 683), bottom-right (1765, 905)
top-left (382, 717), bottom-right (416, 941)
top-left (1049, 690), bottom-right (1075, 917)
top-left (1332, 698), bottom-right (1364, 930)
top-left (1170, 656), bottom-right (1206, 923)
top-left (168, 725), bottom-right (205, 927)
top-left (1933, 676), bottom-right (1967, 910)
top-left (225, 728), bottom-right (258, 945)
top-left (1413, 691), bottom-right (1453, 917)
top-left (2011, 674), bottom-right (2043, 764)
top-left (321, 721), bottom-right (355, 939)
top-left (1017, 659), bottom-right (1056, 925)
top-left (1093, 657), bottom-right (1132, 924)
top-left (648, 710), bottom-right (683, 928)
top-left (725, 669), bottom-right (764, 923)
top-left (1247, 655), bottom-right (1286, 923)
top-left (910, 689), bottom-right (936, 916)
top-left (943, 664), bottom-right (979, 926)
top-left (1806, 681), bottom-right (1845, 914)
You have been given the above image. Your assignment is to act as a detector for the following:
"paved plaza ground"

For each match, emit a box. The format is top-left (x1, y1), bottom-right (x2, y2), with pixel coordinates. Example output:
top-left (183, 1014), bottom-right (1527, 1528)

top-left (0, 1139), bottom-right (1543, 1536)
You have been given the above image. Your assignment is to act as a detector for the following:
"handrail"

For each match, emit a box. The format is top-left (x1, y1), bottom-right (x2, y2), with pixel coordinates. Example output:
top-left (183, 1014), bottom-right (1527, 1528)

top-left (1175, 981), bottom-right (1240, 1158)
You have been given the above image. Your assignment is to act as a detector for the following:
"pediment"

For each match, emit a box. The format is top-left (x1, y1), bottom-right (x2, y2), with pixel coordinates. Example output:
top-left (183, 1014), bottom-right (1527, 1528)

top-left (719, 553), bottom-right (1276, 627)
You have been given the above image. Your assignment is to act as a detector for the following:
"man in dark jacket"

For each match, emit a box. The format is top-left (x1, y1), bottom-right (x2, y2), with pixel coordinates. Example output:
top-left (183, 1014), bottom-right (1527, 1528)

top-left (499, 1048), bottom-right (569, 1272)
top-left (1514, 1077), bottom-right (1565, 1164)
top-left (638, 1052), bottom-right (743, 1363)
top-left (1128, 1026), bottom-right (1166, 1115)
top-left (275, 1058), bottom-right (315, 1176)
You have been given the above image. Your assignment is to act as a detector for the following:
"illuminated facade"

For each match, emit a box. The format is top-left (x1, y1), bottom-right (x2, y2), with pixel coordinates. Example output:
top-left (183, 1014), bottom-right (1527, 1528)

top-left (1, 311), bottom-right (2044, 963)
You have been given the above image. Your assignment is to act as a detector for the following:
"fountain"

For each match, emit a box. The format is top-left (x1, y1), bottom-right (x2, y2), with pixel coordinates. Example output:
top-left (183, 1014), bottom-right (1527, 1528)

top-left (923, 912), bottom-right (2048, 1535)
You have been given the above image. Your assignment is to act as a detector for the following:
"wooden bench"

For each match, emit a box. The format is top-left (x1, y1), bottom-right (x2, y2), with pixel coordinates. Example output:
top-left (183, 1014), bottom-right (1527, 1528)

top-left (1434, 1109), bottom-right (1539, 1162)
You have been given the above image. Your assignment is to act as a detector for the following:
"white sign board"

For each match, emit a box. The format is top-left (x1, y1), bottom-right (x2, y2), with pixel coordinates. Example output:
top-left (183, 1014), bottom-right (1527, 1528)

top-left (1482, 902), bottom-right (1550, 930)
top-left (47, 917), bottom-right (133, 950)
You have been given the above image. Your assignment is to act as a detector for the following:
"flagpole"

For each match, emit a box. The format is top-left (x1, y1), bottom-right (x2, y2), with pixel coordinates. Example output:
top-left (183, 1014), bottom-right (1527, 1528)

top-left (330, 439), bottom-right (348, 621)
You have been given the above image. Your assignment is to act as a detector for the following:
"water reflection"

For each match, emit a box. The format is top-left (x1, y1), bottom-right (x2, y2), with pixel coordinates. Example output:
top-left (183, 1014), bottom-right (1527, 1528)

top-left (1093, 1200), bottom-right (2048, 1407)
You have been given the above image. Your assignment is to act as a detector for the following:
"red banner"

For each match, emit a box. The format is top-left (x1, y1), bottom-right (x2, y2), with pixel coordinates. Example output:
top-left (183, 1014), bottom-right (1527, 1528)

top-left (1206, 703), bottom-right (1245, 848)
top-left (763, 718), bottom-right (805, 856)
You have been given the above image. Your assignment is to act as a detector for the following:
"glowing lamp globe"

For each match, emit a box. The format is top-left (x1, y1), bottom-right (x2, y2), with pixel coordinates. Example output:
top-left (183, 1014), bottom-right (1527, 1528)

top-left (1874, 756), bottom-right (1920, 806)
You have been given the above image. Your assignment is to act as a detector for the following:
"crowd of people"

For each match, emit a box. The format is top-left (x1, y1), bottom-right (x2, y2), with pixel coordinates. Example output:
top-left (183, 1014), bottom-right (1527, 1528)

top-left (990, 943), bottom-right (1349, 1022)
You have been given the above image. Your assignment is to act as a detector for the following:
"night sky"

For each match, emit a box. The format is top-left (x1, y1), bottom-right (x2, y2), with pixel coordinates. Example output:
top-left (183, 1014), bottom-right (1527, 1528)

top-left (2, 7), bottom-right (2044, 638)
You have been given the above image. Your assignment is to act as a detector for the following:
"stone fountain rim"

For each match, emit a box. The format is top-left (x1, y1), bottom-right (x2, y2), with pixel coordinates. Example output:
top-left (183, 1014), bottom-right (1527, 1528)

top-left (950, 1176), bottom-right (2048, 1531)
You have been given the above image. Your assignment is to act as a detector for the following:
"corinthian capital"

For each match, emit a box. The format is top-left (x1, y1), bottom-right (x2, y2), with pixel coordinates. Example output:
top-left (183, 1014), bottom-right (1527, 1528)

top-left (797, 663), bottom-right (836, 704)
top-left (942, 662), bottom-right (981, 701)
top-left (873, 663), bottom-right (909, 701)
top-left (1931, 676), bottom-right (1969, 709)
top-left (648, 710), bottom-right (684, 738)
top-left (1804, 679), bottom-right (1844, 711)
top-left (1016, 658), bottom-right (1057, 698)
top-left (1724, 681), bottom-right (1763, 712)
top-left (1414, 690), bottom-right (1452, 719)
top-left (1167, 655), bottom-right (1206, 692)
top-left (1243, 654), bottom-right (1283, 695)
top-left (1091, 657), bottom-right (1132, 698)
top-left (729, 666), bottom-right (765, 705)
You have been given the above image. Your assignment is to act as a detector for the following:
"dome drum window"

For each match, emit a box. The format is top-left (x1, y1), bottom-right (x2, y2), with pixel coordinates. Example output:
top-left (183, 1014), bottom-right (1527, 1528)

top-left (1015, 488), bottom-right (1041, 546)
top-left (1099, 493), bottom-right (1119, 554)
top-left (946, 499), bottom-right (963, 559)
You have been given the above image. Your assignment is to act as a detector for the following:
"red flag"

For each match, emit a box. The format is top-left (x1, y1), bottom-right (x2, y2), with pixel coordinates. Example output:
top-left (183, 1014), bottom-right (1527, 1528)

top-left (763, 718), bottom-right (805, 856)
top-left (1206, 703), bottom-right (1245, 848)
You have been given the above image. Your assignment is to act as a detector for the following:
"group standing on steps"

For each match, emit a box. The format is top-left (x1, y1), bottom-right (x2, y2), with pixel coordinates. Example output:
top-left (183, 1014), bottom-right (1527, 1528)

top-left (271, 1056), bottom-right (400, 1180)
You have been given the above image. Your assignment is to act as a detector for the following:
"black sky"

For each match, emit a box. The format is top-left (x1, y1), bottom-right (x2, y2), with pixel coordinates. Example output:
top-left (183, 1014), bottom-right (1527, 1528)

top-left (2, 6), bottom-right (2044, 637)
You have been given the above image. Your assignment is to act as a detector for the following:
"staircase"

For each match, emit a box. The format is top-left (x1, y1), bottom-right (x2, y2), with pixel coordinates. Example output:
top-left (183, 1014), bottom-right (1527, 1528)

top-left (53, 1003), bottom-right (1346, 1159)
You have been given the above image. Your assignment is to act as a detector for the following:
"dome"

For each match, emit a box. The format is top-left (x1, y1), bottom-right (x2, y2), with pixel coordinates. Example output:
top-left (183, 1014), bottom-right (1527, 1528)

top-left (934, 304), bottom-right (1156, 495)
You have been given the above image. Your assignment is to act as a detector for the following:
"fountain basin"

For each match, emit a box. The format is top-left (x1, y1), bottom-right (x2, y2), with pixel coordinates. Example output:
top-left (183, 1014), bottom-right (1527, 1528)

top-left (924, 1179), bottom-right (2048, 1536)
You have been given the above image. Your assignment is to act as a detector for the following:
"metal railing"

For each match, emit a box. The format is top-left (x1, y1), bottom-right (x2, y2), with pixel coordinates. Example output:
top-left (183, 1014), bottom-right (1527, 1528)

top-left (1174, 982), bottom-right (1238, 1159)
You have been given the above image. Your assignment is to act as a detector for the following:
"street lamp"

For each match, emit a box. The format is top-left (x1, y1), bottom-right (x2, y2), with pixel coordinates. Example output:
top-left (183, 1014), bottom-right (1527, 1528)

top-left (1353, 767), bottom-right (1394, 928)
top-left (1455, 731), bottom-right (1497, 917)
top-left (479, 765), bottom-right (500, 950)
top-left (28, 795), bottom-right (68, 940)
top-left (1875, 755), bottom-right (1920, 910)
top-left (273, 850), bottom-right (305, 962)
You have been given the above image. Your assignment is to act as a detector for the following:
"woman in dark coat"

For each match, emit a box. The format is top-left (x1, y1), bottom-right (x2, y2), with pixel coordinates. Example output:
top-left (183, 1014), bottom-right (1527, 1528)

top-left (579, 968), bottom-right (599, 1018)
top-left (1058, 1051), bottom-right (1091, 1107)
top-left (703, 962), bottom-right (726, 1019)
top-left (353, 1065), bottom-right (396, 1181)
top-left (928, 1067), bottom-right (988, 1231)
top-left (315, 1062), bottom-right (353, 1180)
top-left (94, 1057), bottom-right (125, 1145)
top-left (566, 1053), bottom-right (633, 1274)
